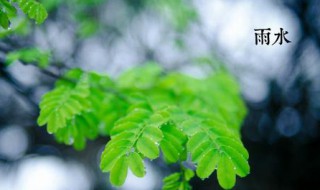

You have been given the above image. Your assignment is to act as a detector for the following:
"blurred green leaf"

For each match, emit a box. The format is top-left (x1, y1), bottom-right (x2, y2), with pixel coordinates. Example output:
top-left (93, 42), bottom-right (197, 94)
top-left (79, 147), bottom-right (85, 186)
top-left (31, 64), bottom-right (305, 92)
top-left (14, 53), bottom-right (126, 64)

top-left (5, 48), bottom-right (50, 68)
top-left (13, 0), bottom-right (48, 24)
top-left (40, 0), bottom-right (62, 11)
top-left (78, 18), bottom-right (99, 38)
top-left (0, 10), bottom-right (10, 29)
top-left (0, 18), bottom-right (31, 38)
top-left (0, 0), bottom-right (17, 17)
top-left (162, 168), bottom-right (194, 190)
top-left (150, 0), bottom-right (197, 31)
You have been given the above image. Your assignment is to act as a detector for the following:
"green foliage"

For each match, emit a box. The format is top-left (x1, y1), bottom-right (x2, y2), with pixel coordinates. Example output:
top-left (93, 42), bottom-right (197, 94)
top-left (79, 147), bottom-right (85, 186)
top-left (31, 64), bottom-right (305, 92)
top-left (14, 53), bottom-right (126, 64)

top-left (0, 18), bottom-right (30, 38)
top-left (13, 0), bottom-right (48, 24)
top-left (148, 0), bottom-right (197, 31)
top-left (78, 18), bottom-right (99, 38)
top-left (0, 9), bottom-right (10, 29)
top-left (163, 167), bottom-right (194, 190)
top-left (0, 0), bottom-right (48, 30)
top-left (38, 71), bottom-right (91, 133)
top-left (39, 0), bottom-right (104, 38)
top-left (5, 47), bottom-right (50, 68)
top-left (1, 0), bottom-right (249, 188)
top-left (160, 122), bottom-right (187, 163)
top-left (40, 0), bottom-right (61, 11)
top-left (0, 0), bottom-right (17, 17)
top-left (37, 64), bottom-right (249, 189)
top-left (38, 69), bottom-right (121, 149)
top-left (0, 0), bottom-right (16, 29)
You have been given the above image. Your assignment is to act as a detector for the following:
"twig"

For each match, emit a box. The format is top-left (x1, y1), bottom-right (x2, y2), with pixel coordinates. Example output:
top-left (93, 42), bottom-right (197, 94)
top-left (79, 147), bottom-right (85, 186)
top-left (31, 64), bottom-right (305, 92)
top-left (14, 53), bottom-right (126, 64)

top-left (35, 65), bottom-right (129, 102)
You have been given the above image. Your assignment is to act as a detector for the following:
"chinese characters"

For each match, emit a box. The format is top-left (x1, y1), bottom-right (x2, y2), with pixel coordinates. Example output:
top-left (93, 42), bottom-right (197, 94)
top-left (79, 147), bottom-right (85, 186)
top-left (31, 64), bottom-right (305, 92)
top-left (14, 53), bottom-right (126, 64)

top-left (254, 28), bottom-right (291, 45)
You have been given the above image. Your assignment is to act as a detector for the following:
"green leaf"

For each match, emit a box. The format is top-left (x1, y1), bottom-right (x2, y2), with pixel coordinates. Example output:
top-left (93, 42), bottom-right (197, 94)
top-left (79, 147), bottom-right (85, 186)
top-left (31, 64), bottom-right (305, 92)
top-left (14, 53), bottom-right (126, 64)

top-left (110, 156), bottom-right (128, 187)
top-left (117, 63), bottom-right (163, 89)
top-left (217, 154), bottom-right (236, 189)
top-left (40, 0), bottom-right (62, 11)
top-left (38, 73), bottom-right (90, 133)
top-left (128, 152), bottom-right (145, 177)
top-left (0, 10), bottom-right (10, 29)
top-left (162, 168), bottom-right (194, 190)
top-left (15, 0), bottom-right (48, 24)
top-left (137, 136), bottom-right (159, 159)
top-left (221, 146), bottom-right (250, 177)
top-left (78, 18), bottom-right (99, 38)
top-left (5, 48), bottom-right (50, 67)
top-left (143, 126), bottom-right (163, 142)
top-left (0, 0), bottom-right (17, 18)
top-left (46, 111), bottom-right (64, 133)
top-left (160, 123), bottom-right (187, 163)
top-left (217, 137), bottom-right (249, 159)
top-left (184, 169), bottom-right (194, 181)
top-left (100, 147), bottom-right (128, 172)
top-left (187, 132), bottom-right (207, 154)
top-left (163, 173), bottom-right (181, 190)
top-left (54, 112), bottom-right (99, 150)
top-left (196, 149), bottom-right (219, 179)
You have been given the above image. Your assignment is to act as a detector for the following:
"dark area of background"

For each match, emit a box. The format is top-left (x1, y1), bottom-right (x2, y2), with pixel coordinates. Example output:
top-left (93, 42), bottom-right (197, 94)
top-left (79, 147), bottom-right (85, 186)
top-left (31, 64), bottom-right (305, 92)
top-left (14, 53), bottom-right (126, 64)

top-left (0, 0), bottom-right (319, 189)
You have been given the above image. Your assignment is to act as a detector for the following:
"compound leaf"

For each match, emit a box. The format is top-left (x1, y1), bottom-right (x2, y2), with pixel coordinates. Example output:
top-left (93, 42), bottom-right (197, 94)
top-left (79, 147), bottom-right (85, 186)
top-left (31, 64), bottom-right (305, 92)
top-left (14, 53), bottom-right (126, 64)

top-left (37, 64), bottom-right (249, 190)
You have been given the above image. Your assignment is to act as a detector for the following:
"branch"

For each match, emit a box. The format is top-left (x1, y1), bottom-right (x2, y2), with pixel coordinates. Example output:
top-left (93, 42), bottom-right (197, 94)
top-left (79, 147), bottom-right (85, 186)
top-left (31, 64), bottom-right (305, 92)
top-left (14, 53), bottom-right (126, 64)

top-left (34, 65), bottom-right (129, 102)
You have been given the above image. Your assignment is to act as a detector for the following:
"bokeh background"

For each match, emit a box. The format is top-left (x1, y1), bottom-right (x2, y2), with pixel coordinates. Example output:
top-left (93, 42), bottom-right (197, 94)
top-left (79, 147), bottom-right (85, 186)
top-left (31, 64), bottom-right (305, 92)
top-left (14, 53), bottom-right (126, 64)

top-left (0, 0), bottom-right (320, 189)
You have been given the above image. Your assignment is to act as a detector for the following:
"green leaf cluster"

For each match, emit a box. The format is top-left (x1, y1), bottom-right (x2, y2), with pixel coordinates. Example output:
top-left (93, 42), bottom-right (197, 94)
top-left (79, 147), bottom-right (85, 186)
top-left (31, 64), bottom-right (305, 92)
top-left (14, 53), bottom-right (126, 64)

top-left (37, 64), bottom-right (249, 189)
top-left (0, 0), bottom-right (17, 29)
top-left (13, 0), bottom-right (48, 24)
top-left (5, 47), bottom-right (50, 68)
top-left (0, 0), bottom-right (47, 29)
top-left (38, 69), bottom-right (125, 150)
top-left (163, 167), bottom-right (194, 190)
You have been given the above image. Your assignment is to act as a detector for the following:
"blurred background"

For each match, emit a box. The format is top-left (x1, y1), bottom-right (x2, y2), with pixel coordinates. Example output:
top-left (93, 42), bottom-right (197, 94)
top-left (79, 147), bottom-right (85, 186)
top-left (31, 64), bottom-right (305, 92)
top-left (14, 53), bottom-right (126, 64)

top-left (0, 0), bottom-right (319, 189)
